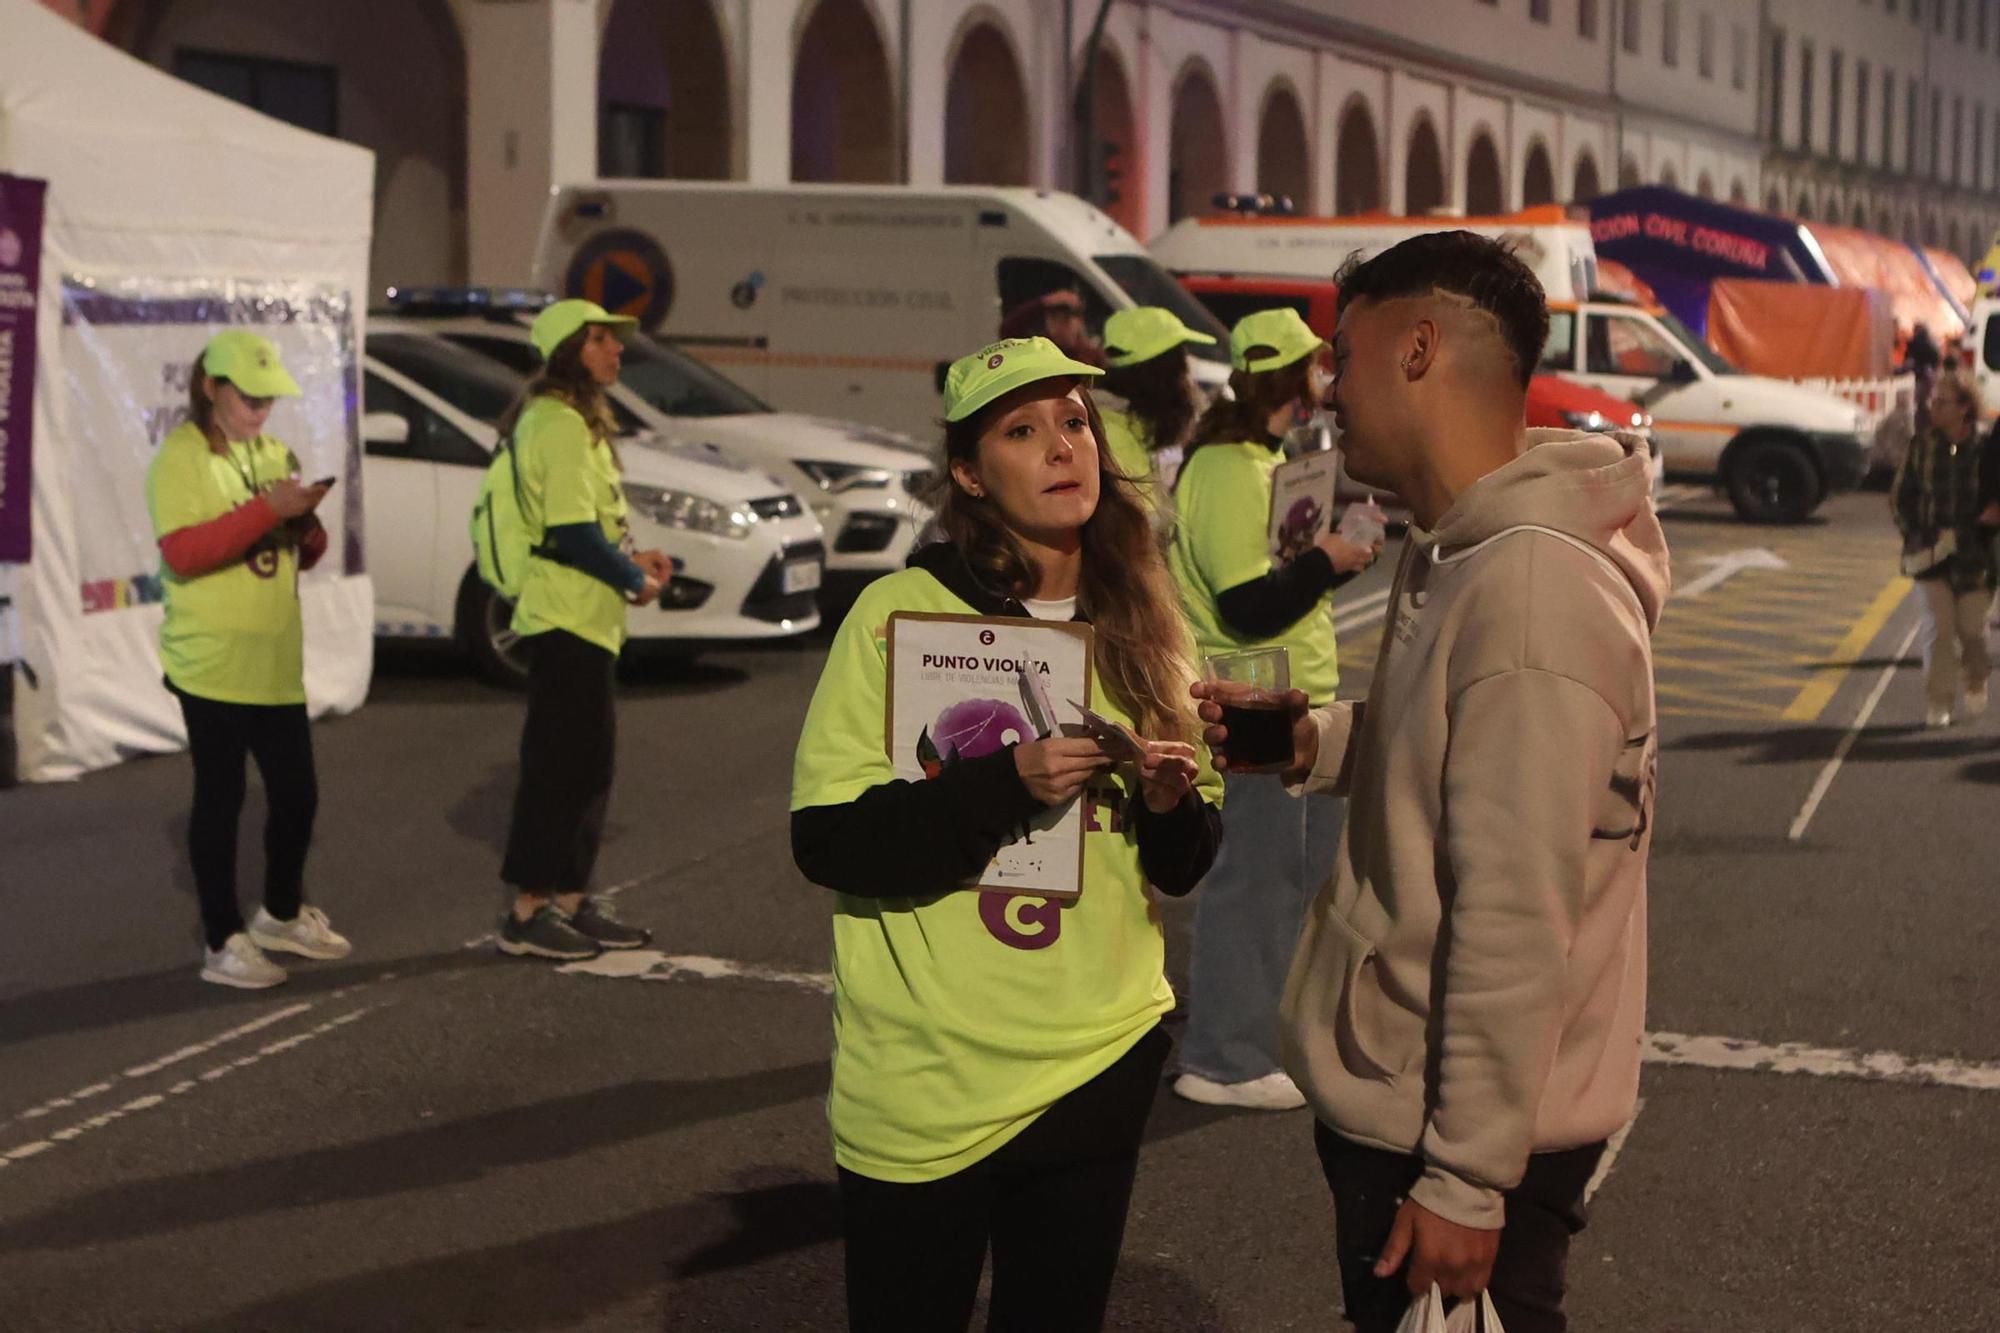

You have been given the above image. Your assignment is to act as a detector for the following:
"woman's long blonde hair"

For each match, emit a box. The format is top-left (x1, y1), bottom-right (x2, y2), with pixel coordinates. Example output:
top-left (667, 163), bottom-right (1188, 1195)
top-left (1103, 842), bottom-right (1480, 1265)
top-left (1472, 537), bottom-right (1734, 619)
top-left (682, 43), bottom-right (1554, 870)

top-left (932, 387), bottom-right (1196, 742)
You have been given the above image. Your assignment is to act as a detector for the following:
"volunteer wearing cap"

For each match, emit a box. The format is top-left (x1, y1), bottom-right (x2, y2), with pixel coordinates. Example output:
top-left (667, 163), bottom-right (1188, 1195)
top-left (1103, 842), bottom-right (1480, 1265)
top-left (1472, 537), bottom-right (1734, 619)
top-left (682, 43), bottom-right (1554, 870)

top-left (792, 337), bottom-right (1223, 1332)
top-left (148, 330), bottom-right (349, 989)
top-left (1098, 307), bottom-right (1216, 513)
top-left (1167, 307), bottom-right (1380, 1110)
top-left (493, 299), bottom-right (672, 961)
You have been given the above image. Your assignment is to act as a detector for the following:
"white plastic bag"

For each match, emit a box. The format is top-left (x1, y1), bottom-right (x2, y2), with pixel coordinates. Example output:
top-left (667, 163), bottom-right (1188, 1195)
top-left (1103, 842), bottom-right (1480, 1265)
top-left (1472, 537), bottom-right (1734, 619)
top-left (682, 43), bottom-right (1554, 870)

top-left (1394, 1285), bottom-right (1505, 1333)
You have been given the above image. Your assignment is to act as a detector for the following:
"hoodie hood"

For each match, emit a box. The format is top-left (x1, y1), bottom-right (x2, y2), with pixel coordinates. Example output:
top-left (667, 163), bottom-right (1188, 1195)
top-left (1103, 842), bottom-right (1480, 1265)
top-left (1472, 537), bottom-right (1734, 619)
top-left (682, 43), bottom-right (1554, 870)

top-left (1425, 428), bottom-right (1671, 631)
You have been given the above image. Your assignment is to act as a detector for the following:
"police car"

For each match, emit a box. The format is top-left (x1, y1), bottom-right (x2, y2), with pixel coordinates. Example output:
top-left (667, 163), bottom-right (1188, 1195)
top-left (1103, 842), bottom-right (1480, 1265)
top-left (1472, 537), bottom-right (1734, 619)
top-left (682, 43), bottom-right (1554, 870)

top-left (380, 288), bottom-right (936, 608)
top-left (362, 322), bottom-right (824, 685)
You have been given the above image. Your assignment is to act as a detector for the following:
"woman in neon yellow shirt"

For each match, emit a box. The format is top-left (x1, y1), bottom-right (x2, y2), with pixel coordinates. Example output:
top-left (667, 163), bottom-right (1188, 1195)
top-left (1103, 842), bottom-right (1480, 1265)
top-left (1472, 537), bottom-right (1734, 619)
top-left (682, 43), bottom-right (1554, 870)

top-left (494, 300), bottom-right (674, 962)
top-left (146, 331), bottom-right (349, 989)
top-left (791, 336), bottom-right (1223, 1331)
top-left (1166, 308), bottom-right (1380, 1111)
top-left (1097, 306), bottom-right (1215, 513)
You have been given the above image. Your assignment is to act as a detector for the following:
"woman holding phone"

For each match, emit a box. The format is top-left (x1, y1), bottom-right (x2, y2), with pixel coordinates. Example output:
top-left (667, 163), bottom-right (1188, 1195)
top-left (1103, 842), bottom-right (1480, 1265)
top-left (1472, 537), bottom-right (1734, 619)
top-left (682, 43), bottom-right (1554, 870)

top-left (494, 299), bottom-right (674, 961)
top-left (791, 336), bottom-right (1223, 1332)
top-left (1097, 306), bottom-right (1215, 512)
top-left (148, 330), bottom-right (348, 989)
top-left (1166, 308), bottom-right (1379, 1110)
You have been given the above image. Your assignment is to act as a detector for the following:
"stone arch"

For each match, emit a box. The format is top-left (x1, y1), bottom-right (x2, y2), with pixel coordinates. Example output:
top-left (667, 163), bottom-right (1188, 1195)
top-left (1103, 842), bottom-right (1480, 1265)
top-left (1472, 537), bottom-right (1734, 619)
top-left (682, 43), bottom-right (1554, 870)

top-left (1659, 162), bottom-right (1679, 191)
top-left (114, 0), bottom-right (469, 284)
top-left (791, 0), bottom-right (898, 182)
top-left (943, 13), bottom-right (1029, 185)
top-left (1765, 185), bottom-right (1785, 213)
top-left (1082, 36), bottom-right (1141, 235)
top-left (1571, 150), bottom-right (1602, 203)
top-left (598, 0), bottom-right (733, 180)
top-left (1522, 139), bottom-right (1556, 207)
top-left (1465, 129), bottom-right (1503, 214)
top-left (1696, 170), bottom-right (1715, 199)
top-left (1333, 95), bottom-right (1383, 216)
top-left (1619, 154), bottom-right (1643, 189)
top-left (1255, 78), bottom-right (1311, 209)
top-left (1168, 57), bottom-right (1229, 222)
top-left (1405, 115), bottom-right (1446, 216)
top-left (1728, 177), bottom-right (1748, 205)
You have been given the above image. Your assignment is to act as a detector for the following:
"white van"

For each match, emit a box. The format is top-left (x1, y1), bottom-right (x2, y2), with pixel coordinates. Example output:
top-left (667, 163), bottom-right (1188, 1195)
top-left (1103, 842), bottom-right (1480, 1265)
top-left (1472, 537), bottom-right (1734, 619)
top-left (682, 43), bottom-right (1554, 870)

top-left (1970, 297), bottom-right (2000, 423)
top-left (1150, 205), bottom-right (1601, 303)
top-left (531, 183), bottom-right (1232, 439)
top-left (1154, 209), bottom-right (1869, 522)
top-left (362, 326), bottom-right (824, 685)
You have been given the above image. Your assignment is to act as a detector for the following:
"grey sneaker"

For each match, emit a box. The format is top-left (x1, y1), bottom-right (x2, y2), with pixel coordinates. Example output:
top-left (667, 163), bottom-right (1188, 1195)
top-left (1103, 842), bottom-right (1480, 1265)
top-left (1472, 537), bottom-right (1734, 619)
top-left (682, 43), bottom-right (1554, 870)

top-left (497, 906), bottom-right (601, 961)
top-left (565, 897), bottom-right (652, 950)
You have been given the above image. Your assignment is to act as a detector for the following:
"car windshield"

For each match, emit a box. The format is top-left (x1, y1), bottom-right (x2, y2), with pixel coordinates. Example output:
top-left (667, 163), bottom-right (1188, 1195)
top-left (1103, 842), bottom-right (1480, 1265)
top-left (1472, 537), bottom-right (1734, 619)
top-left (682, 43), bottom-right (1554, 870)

top-left (1093, 254), bottom-right (1232, 363)
top-left (1654, 311), bottom-right (1738, 375)
top-left (619, 335), bottom-right (769, 417)
top-left (367, 332), bottom-right (526, 424)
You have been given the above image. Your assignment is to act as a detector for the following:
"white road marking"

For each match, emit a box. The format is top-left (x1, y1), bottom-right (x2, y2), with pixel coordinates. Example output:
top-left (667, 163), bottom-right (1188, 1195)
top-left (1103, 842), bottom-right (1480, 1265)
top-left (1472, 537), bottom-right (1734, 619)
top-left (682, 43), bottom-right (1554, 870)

top-left (559, 950), bottom-right (835, 993)
top-left (1788, 617), bottom-right (1924, 842)
top-left (1646, 1030), bottom-right (2000, 1092)
top-left (0, 1006), bottom-right (379, 1166)
top-left (1584, 1097), bottom-right (1644, 1204)
top-left (1676, 547), bottom-right (1789, 598)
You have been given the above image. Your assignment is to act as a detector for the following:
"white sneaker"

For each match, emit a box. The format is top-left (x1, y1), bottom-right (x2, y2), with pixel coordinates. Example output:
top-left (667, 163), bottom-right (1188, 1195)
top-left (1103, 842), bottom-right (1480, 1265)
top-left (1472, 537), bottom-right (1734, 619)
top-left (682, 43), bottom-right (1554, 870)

top-left (248, 905), bottom-right (352, 961)
top-left (1925, 705), bottom-right (1954, 729)
top-left (1963, 685), bottom-right (1989, 719)
top-left (201, 933), bottom-right (289, 989)
top-left (1172, 1070), bottom-right (1307, 1111)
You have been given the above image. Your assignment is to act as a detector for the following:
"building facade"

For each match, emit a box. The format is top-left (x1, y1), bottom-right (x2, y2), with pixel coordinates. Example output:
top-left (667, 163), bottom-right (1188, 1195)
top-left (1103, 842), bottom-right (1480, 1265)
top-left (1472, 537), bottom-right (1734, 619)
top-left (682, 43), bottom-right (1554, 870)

top-left (35, 0), bottom-right (2000, 291)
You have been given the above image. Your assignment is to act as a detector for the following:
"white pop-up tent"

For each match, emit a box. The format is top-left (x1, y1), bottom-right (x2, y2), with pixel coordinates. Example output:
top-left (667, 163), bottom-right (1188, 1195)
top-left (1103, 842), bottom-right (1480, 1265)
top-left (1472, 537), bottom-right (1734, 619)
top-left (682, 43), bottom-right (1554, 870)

top-left (0, 0), bottom-right (375, 782)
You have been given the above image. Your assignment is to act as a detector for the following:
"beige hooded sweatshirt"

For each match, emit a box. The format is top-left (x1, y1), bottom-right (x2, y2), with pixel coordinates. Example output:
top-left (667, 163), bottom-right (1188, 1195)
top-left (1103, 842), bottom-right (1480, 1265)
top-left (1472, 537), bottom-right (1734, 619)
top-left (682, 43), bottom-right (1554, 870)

top-left (1279, 429), bottom-right (1669, 1231)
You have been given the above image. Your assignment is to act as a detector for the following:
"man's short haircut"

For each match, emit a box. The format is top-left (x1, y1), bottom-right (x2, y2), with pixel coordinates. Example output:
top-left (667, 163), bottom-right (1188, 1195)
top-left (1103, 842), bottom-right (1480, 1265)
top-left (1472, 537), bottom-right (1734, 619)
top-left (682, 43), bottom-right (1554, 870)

top-left (1333, 231), bottom-right (1549, 392)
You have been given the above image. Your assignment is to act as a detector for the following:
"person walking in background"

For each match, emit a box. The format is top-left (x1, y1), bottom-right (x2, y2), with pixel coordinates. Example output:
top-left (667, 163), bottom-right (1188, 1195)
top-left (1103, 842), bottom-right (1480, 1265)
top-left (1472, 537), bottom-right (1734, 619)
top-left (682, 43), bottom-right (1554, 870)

top-left (1097, 306), bottom-right (1215, 514)
top-left (999, 288), bottom-right (1107, 368)
top-left (1894, 367), bottom-right (1995, 728)
top-left (1166, 307), bottom-right (1379, 1112)
top-left (494, 299), bottom-right (673, 960)
top-left (147, 331), bottom-right (350, 989)
top-left (791, 337), bottom-right (1222, 1332)
top-left (1206, 231), bottom-right (1666, 1331)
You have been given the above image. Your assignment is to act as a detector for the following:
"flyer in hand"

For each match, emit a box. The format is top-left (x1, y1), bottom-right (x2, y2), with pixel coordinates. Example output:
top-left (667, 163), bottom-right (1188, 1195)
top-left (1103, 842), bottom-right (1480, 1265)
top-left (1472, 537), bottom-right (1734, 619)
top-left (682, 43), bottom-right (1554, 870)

top-left (1267, 451), bottom-right (1341, 562)
top-left (885, 612), bottom-right (1094, 898)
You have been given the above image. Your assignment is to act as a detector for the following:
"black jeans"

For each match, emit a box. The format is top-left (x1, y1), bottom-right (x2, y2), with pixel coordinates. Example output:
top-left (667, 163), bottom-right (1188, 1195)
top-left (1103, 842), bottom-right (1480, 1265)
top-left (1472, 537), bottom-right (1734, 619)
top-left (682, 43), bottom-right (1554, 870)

top-left (1315, 1121), bottom-right (1605, 1333)
top-left (172, 685), bottom-right (317, 951)
top-left (501, 630), bottom-right (617, 895)
top-left (837, 1024), bottom-right (1172, 1333)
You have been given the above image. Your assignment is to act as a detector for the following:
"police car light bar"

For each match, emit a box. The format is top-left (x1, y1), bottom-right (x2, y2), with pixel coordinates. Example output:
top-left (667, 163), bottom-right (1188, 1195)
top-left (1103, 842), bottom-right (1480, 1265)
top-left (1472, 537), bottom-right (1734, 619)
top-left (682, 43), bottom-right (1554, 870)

top-left (382, 286), bottom-right (555, 315)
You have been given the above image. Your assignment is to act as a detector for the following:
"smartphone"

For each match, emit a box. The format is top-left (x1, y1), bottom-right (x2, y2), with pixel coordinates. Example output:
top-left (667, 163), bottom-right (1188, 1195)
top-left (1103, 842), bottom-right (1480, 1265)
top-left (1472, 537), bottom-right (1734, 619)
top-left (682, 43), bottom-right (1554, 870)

top-left (312, 476), bottom-right (337, 489)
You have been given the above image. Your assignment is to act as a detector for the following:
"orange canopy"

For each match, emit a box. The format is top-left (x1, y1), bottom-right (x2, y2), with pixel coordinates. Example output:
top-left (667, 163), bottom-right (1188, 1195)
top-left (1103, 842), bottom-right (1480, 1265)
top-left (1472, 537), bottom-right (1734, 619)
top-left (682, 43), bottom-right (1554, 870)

top-left (1706, 279), bottom-right (1893, 380)
top-left (1594, 257), bottom-right (1658, 305)
top-left (1798, 220), bottom-right (1964, 343)
top-left (1921, 246), bottom-right (1977, 311)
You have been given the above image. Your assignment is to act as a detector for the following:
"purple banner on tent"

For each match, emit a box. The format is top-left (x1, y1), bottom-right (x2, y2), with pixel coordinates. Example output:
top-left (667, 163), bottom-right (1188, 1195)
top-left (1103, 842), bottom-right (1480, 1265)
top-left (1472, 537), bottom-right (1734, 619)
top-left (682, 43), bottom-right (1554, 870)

top-left (0, 174), bottom-right (47, 563)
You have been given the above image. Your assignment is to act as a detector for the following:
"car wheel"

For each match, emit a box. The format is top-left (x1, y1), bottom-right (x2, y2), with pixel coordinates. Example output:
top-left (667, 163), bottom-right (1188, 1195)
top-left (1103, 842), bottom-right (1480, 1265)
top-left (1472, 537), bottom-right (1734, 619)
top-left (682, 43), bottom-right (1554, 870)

top-left (1725, 438), bottom-right (1823, 524)
top-left (456, 573), bottom-right (531, 689)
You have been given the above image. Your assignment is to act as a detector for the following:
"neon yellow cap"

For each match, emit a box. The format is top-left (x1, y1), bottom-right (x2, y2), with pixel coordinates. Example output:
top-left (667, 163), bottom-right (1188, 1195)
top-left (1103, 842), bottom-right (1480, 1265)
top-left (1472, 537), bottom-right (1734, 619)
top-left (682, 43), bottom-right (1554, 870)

top-left (1102, 307), bottom-right (1219, 368)
top-left (200, 330), bottom-right (301, 398)
top-left (531, 298), bottom-right (638, 362)
top-left (1228, 307), bottom-right (1325, 374)
top-left (942, 337), bottom-right (1104, 423)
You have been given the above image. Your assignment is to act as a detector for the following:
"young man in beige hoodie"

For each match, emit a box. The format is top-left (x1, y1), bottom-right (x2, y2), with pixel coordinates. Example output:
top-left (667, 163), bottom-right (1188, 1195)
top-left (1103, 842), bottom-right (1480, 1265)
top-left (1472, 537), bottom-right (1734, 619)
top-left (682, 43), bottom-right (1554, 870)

top-left (1195, 232), bottom-right (1669, 1332)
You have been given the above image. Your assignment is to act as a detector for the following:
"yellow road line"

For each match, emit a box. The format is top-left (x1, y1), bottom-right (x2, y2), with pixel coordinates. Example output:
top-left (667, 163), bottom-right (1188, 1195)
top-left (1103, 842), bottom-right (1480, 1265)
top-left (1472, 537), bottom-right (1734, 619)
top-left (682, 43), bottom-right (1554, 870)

top-left (1779, 577), bottom-right (1914, 723)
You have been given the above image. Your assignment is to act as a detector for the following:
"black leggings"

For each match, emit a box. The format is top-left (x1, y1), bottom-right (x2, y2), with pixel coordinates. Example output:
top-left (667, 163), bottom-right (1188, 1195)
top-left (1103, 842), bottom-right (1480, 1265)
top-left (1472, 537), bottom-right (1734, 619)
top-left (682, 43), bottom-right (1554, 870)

top-left (837, 1024), bottom-right (1171, 1333)
top-left (172, 686), bottom-right (318, 951)
top-left (501, 630), bottom-right (617, 895)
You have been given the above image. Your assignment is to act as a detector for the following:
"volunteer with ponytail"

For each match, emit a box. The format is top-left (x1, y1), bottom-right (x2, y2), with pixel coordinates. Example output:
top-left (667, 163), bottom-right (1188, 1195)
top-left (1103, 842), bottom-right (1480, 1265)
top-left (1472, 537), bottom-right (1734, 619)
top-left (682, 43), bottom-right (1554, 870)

top-left (791, 337), bottom-right (1224, 1332)
top-left (494, 299), bottom-right (672, 961)
top-left (1097, 306), bottom-right (1215, 511)
top-left (148, 331), bottom-right (348, 988)
top-left (1167, 307), bottom-right (1380, 1110)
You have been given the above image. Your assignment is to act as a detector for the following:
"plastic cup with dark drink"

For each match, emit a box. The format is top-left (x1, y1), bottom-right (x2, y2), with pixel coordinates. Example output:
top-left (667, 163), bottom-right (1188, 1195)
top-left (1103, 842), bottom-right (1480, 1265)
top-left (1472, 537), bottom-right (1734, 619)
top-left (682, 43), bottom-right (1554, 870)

top-left (1204, 646), bottom-right (1294, 773)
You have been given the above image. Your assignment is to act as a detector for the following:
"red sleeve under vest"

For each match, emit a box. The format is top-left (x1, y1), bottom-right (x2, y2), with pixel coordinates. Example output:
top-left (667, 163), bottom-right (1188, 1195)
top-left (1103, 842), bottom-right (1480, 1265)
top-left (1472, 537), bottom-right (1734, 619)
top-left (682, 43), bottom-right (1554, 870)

top-left (157, 496), bottom-right (282, 578)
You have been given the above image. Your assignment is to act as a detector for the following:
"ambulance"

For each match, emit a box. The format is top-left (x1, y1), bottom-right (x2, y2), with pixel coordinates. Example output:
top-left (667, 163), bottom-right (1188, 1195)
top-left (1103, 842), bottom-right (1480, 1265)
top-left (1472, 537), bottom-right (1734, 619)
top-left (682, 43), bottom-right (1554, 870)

top-left (1154, 207), bottom-right (1871, 523)
top-left (530, 183), bottom-right (1232, 441)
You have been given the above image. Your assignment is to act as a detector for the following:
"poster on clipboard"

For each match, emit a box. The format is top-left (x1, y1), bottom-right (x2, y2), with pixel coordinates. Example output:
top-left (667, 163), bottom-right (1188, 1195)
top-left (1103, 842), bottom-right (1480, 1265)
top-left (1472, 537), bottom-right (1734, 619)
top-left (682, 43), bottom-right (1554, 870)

top-left (1267, 451), bottom-right (1341, 561)
top-left (885, 612), bottom-right (1094, 898)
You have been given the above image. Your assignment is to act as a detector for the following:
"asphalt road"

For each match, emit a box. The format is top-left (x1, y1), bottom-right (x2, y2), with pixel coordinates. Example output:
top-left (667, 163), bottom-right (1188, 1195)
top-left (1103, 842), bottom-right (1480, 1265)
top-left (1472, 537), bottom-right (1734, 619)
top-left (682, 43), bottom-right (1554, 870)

top-left (2, 487), bottom-right (1996, 1331)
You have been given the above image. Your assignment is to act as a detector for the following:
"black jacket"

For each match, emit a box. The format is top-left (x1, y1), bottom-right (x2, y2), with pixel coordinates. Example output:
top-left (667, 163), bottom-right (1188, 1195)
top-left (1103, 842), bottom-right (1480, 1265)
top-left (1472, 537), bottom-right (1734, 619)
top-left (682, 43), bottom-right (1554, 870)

top-left (790, 542), bottom-right (1222, 899)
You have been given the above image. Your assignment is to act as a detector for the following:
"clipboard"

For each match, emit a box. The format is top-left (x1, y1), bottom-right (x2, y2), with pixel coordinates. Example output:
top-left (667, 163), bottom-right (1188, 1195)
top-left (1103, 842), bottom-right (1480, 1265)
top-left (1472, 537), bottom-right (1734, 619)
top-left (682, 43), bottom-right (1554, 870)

top-left (884, 611), bottom-right (1096, 899)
